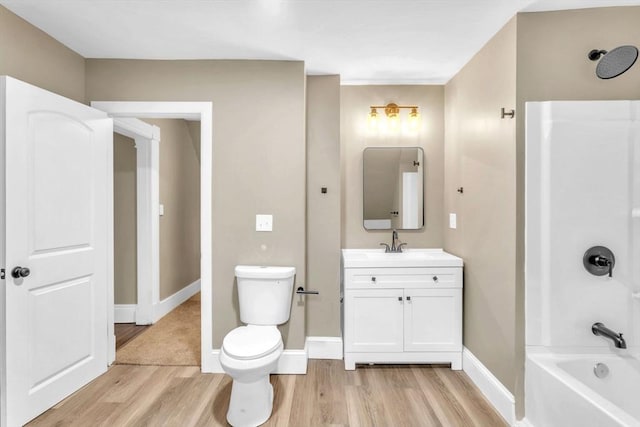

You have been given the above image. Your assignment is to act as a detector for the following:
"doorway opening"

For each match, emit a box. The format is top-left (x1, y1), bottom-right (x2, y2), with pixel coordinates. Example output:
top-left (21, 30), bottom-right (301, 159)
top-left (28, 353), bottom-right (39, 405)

top-left (112, 117), bottom-right (202, 366)
top-left (92, 102), bottom-right (213, 372)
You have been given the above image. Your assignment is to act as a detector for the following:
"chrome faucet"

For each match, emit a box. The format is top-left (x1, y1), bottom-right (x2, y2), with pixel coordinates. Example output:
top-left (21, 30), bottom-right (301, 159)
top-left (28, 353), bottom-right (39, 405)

top-left (380, 229), bottom-right (407, 253)
top-left (592, 322), bottom-right (627, 349)
top-left (391, 229), bottom-right (398, 252)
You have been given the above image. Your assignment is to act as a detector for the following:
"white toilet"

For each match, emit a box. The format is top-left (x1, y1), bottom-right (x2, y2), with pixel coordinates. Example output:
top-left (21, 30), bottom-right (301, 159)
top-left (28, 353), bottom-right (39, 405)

top-left (220, 265), bottom-right (295, 427)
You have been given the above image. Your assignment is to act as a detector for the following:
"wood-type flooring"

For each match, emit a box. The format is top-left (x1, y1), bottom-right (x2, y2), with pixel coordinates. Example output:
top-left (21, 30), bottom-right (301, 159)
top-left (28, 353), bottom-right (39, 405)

top-left (28, 360), bottom-right (508, 427)
top-left (115, 323), bottom-right (150, 350)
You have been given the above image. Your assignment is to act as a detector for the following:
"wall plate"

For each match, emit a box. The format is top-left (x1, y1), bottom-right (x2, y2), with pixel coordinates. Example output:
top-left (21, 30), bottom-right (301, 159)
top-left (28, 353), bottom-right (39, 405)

top-left (256, 214), bottom-right (273, 232)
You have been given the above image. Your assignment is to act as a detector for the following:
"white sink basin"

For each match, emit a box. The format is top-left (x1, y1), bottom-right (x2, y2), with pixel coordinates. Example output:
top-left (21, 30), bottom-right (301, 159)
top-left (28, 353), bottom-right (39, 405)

top-left (341, 248), bottom-right (463, 268)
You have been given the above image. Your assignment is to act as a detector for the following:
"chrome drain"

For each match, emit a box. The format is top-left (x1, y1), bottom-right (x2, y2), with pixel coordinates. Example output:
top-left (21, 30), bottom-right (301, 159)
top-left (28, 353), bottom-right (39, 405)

top-left (594, 362), bottom-right (609, 378)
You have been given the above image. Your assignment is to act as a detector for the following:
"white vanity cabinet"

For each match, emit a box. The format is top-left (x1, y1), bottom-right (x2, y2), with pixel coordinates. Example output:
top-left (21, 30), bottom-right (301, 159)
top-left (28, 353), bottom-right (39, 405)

top-left (341, 249), bottom-right (463, 371)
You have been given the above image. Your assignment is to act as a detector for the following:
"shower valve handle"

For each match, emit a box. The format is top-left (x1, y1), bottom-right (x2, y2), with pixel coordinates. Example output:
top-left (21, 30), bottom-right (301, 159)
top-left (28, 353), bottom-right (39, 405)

top-left (591, 255), bottom-right (612, 277)
top-left (583, 246), bottom-right (615, 278)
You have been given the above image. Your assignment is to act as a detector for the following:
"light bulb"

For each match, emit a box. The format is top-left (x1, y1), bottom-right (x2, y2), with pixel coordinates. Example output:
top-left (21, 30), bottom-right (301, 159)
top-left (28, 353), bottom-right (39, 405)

top-left (388, 113), bottom-right (399, 130)
top-left (408, 108), bottom-right (420, 131)
top-left (368, 108), bottom-right (378, 130)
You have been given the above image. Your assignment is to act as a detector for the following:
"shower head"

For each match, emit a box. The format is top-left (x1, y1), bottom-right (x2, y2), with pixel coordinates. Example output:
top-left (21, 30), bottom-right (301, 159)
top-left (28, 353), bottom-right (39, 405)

top-left (588, 45), bottom-right (638, 79)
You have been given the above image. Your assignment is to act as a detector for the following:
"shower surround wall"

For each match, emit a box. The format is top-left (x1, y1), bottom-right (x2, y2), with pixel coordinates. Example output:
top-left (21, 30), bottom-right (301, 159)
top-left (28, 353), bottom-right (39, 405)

top-left (525, 101), bottom-right (640, 426)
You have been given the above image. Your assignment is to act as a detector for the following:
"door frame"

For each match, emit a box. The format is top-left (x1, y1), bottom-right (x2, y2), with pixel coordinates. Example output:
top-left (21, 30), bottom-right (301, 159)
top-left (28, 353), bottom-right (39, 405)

top-left (112, 117), bottom-right (160, 331)
top-left (93, 101), bottom-right (214, 372)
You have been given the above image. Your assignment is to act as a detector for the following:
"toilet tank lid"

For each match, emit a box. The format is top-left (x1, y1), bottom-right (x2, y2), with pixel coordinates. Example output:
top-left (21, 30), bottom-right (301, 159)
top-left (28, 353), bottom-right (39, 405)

top-left (235, 265), bottom-right (296, 279)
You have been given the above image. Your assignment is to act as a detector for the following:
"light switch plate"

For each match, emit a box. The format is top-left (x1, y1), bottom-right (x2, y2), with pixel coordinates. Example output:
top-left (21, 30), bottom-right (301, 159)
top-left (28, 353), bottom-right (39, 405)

top-left (449, 213), bottom-right (457, 229)
top-left (256, 214), bottom-right (273, 232)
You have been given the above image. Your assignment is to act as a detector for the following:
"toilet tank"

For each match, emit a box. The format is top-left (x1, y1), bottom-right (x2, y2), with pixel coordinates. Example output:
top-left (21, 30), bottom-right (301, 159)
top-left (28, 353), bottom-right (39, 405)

top-left (235, 265), bottom-right (296, 325)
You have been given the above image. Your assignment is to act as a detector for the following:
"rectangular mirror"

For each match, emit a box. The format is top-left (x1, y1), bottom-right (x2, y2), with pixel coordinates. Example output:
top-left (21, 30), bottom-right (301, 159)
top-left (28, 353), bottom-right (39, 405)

top-left (363, 147), bottom-right (424, 230)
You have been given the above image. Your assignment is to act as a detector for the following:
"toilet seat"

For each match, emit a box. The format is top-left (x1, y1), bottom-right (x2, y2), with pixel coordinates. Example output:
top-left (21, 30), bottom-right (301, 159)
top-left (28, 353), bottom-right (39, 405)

top-left (222, 325), bottom-right (281, 360)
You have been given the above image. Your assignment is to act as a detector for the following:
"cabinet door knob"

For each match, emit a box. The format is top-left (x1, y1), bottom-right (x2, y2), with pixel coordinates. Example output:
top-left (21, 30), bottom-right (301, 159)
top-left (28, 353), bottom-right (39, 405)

top-left (371, 277), bottom-right (376, 282)
top-left (433, 276), bottom-right (438, 282)
top-left (406, 296), bottom-right (411, 301)
top-left (397, 296), bottom-right (403, 302)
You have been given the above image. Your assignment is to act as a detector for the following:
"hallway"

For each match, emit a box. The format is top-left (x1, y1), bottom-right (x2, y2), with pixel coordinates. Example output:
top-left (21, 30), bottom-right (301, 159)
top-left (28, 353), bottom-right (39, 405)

top-left (115, 293), bottom-right (201, 366)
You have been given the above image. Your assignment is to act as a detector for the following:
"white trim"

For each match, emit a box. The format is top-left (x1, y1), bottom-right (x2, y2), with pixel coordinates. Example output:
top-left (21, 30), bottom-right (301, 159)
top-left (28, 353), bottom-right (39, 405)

top-left (462, 347), bottom-right (515, 426)
top-left (135, 129), bottom-right (160, 325)
top-left (106, 116), bottom-right (115, 366)
top-left (114, 277), bottom-right (199, 325)
top-left (305, 337), bottom-right (343, 360)
top-left (153, 279), bottom-right (201, 322)
top-left (209, 349), bottom-right (308, 374)
top-left (92, 101), bottom-right (214, 372)
top-left (114, 304), bottom-right (136, 323)
top-left (514, 419), bottom-right (535, 427)
top-left (209, 350), bottom-right (223, 373)
top-left (340, 78), bottom-right (447, 85)
top-left (0, 77), bottom-right (6, 427)
top-left (113, 117), bottom-right (160, 327)
top-left (113, 117), bottom-right (156, 140)
top-left (276, 349), bottom-right (308, 374)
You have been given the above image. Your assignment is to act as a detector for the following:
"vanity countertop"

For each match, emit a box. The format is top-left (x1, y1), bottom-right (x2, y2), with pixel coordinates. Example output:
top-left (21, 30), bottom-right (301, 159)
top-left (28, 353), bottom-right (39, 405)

top-left (341, 248), bottom-right (463, 268)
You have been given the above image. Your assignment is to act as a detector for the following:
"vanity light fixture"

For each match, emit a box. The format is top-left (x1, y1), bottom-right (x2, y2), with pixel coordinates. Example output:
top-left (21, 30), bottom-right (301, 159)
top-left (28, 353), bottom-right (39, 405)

top-left (368, 102), bottom-right (420, 130)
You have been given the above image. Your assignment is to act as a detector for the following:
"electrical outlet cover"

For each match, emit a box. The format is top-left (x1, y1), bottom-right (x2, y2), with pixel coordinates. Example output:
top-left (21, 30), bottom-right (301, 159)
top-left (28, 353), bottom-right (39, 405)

top-left (256, 214), bottom-right (273, 232)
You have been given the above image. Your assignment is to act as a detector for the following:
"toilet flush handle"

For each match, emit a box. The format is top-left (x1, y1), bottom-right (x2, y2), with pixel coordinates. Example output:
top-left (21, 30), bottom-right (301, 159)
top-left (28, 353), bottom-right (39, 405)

top-left (296, 286), bottom-right (319, 295)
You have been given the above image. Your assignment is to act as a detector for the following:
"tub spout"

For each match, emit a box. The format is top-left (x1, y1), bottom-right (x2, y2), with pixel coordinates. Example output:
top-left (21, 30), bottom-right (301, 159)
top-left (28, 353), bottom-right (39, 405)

top-left (592, 322), bottom-right (627, 349)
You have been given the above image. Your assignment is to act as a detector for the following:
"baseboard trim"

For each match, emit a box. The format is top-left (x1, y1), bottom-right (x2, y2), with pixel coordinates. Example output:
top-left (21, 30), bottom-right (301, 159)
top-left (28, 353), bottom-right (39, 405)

top-left (114, 304), bottom-right (136, 323)
top-left (514, 418), bottom-right (534, 427)
top-left (306, 336), bottom-right (343, 360)
top-left (462, 347), bottom-right (515, 426)
top-left (206, 348), bottom-right (308, 374)
top-left (276, 349), bottom-right (308, 374)
top-left (205, 350), bottom-right (223, 373)
top-left (153, 279), bottom-right (200, 323)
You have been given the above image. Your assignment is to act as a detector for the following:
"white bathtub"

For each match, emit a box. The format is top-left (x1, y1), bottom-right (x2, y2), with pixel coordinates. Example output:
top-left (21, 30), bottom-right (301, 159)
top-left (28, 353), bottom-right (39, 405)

top-left (526, 351), bottom-right (640, 427)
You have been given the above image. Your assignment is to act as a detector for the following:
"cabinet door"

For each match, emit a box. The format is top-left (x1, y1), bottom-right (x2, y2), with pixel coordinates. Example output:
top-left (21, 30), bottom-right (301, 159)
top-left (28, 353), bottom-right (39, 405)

top-left (404, 289), bottom-right (462, 352)
top-left (344, 289), bottom-right (404, 352)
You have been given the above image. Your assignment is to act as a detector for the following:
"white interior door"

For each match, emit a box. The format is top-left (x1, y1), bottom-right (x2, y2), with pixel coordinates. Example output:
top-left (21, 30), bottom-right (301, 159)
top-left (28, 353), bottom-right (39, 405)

top-left (1, 76), bottom-right (112, 427)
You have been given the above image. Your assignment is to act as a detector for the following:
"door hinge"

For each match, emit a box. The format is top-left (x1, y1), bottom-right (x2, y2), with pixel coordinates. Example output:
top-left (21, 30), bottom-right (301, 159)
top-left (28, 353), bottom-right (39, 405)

top-left (1, 269), bottom-right (5, 279)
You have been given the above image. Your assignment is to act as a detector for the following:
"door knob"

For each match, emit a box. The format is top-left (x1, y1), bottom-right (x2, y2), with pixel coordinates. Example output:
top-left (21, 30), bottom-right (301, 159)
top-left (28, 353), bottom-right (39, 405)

top-left (11, 266), bottom-right (30, 279)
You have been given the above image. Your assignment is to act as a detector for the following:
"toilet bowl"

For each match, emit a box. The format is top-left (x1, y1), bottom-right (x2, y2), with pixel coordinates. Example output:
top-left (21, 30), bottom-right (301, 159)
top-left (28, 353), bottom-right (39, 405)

top-left (220, 325), bottom-right (284, 427)
top-left (220, 266), bottom-right (295, 427)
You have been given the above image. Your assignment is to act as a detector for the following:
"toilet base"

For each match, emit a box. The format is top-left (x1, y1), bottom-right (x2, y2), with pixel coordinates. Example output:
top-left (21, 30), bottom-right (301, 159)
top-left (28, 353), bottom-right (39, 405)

top-left (226, 375), bottom-right (274, 427)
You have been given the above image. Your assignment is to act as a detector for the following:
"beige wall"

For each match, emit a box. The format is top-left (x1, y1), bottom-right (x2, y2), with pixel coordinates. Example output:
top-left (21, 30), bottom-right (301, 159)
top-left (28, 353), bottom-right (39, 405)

top-left (341, 86), bottom-right (445, 248)
top-left (514, 6), bottom-right (640, 417)
top-left (0, 5), bottom-right (85, 102)
top-left (145, 119), bottom-right (201, 300)
top-left (306, 76), bottom-right (341, 337)
top-left (444, 16), bottom-right (517, 395)
top-left (86, 60), bottom-right (307, 348)
top-left (114, 133), bottom-right (138, 305)
top-left (186, 121), bottom-right (202, 163)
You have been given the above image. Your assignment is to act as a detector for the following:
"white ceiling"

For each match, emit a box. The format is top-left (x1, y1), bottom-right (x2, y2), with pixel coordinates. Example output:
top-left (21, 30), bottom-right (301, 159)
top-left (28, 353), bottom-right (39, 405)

top-left (2, 0), bottom-right (640, 84)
